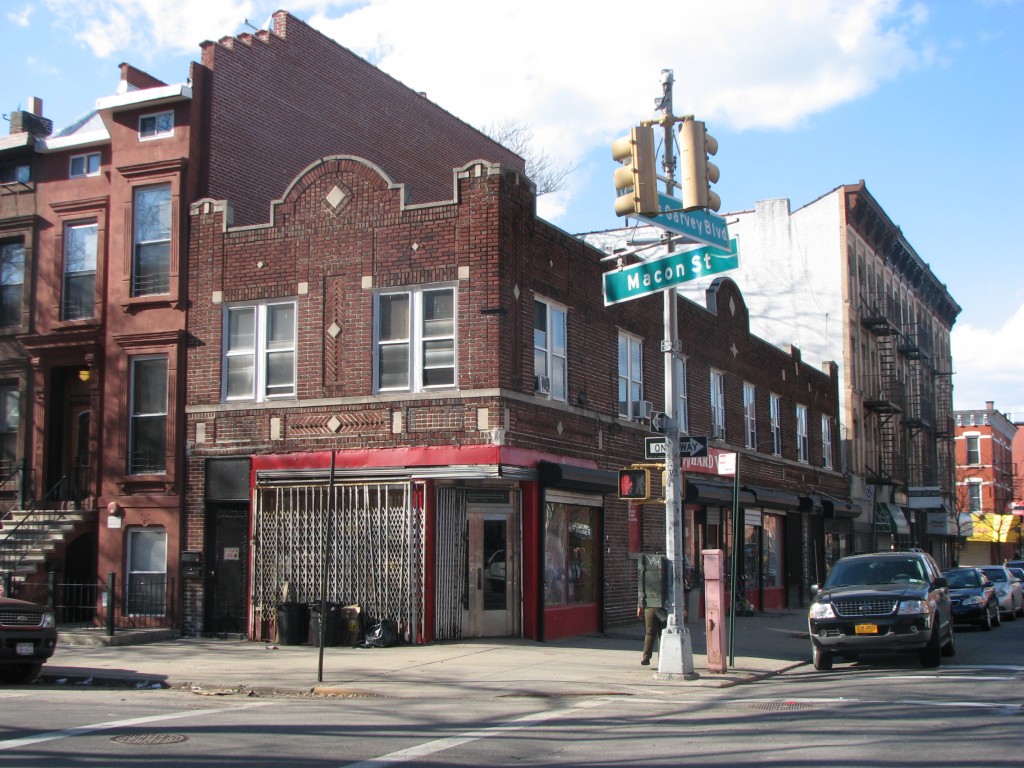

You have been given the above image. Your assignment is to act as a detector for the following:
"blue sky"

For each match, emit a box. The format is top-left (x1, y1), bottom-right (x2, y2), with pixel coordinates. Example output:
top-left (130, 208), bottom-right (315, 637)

top-left (3, 0), bottom-right (1022, 415)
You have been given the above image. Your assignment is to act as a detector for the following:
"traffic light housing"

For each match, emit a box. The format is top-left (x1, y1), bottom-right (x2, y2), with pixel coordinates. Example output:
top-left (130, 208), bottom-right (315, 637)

top-left (678, 119), bottom-right (720, 212)
top-left (618, 468), bottom-right (650, 500)
top-left (611, 125), bottom-right (658, 217)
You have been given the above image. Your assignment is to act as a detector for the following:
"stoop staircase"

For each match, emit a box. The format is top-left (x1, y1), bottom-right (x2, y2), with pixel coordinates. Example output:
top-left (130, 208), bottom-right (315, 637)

top-left (0, 466), bottom-right (96, 591)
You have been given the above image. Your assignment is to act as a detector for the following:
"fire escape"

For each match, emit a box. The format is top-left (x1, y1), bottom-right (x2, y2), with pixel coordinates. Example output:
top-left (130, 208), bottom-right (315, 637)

top-left (861, 291), bottom-right (904, 486)
top-left (900, 320), bottom-right (935, 488)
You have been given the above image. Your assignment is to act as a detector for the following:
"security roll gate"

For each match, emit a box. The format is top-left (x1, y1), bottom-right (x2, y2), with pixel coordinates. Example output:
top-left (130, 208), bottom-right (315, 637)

top-left (251, 480), bottom-right (424, 642)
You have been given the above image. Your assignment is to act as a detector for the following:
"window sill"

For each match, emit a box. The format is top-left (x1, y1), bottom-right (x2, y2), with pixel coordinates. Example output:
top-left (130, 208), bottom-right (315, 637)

top-left (121, 295), bottom-right (181, 313)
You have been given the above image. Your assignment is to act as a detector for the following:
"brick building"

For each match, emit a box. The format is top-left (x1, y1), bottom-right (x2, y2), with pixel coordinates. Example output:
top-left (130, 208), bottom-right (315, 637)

top-left (954, 402), bottom-right (1020, 564)
top-left (185, 149), bottom-right (848, 641)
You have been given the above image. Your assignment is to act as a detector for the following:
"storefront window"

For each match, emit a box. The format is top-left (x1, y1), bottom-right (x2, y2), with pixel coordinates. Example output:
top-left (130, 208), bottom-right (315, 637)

top-left (544, 502), bottom-right (597, 605)
top-left (763, 514), bottom-right (781, 589)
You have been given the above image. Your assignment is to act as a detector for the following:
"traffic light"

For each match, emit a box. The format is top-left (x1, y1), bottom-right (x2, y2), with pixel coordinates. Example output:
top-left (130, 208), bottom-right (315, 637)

top-left (611, 125), bottom-right (658, 217)
top-left (678, 119), bottom-right (720, 212)
top-left (618, 468), bottom-right (650, 500)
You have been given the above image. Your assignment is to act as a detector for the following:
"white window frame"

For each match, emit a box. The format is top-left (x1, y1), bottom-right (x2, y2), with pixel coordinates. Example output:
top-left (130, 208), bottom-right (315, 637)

top-left (0, 238), bottom-right (24, 328)
top-left (822, 415), bottom-right (833, 469)
top-left (965, 433), bottom-right (981, 465)
top-left (0, 384), bottom-right (18, 471)
top-left (675, 356), bottom-right (689, 434)
top-left (374, 285), bottom-right (457, 393)
top-left (62, 220), bottom-right (97, 320)
top-left (534, 297), bottom-right (567, 401)
top-left (138, 110), bottom-right (174, 140)
top-left (618, 331), bottom-right (643, 420)
top-left (129, 355), bottom-right (168, 475)
top-left (126, 527), bottom-right (167, 617)
top-left (223, 301), bottom-right (297, 402)
top-left (796, 404), bottom-right (809, 464)
top-left (743, 382), bottom-right (756, 449)
top-left (132, 183), bottom-right (171, 296)
top-left (966, 481), bottom-right (982, 513)
top-left (770, 393), bottom-right (782, 456)
top-left (710, 369), bottom-right (725, 439)
top-left (69, 152), bottom-right (101, 178)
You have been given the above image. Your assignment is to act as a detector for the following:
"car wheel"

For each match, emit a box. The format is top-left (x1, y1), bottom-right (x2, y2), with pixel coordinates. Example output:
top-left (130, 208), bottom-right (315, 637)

top-left (993, 604), bottom-right (1002, 627)
top-left (1016, 599), bottom-right (1024, 618)
top-left (978, 609), bottom-right (992, 631)
top-left (812, 643), bottom-right (833, 671)
top-left (0, 663), bottom-right (43, 685)
top-left (919, 626), bottom-right (942, 668)
top-left (1005, 605), bottom-right (1016, 622)
top-left (941, 624), bottom-right (956, 658)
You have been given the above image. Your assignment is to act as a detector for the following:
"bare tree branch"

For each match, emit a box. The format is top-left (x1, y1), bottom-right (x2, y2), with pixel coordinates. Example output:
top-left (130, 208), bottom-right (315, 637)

top-left (483, 118), bottom-right (577, 197)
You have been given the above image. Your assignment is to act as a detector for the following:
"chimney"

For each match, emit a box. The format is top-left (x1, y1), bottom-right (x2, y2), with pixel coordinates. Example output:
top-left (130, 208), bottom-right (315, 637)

top-left (986, 401), bottom-right (994, 411)
top-left (8, 97), bottom-right (52, 137)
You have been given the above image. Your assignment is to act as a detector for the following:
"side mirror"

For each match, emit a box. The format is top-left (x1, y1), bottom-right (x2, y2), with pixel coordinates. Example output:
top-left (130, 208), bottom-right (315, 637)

top-left (933, 577), bottom-right (948, 589)
top-left (810, 584), bottom-right (820, 598)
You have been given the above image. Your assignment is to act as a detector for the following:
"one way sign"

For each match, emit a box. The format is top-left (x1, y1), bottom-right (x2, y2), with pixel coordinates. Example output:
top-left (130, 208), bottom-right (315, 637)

top-left (644, 435), bottom-right (708, 460)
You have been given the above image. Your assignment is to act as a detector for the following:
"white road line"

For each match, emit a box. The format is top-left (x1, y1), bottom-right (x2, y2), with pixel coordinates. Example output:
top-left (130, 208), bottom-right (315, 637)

top-left (342, 698), bottom-right (611, 768)
top-left (0, 702), bottom-right (273, 751)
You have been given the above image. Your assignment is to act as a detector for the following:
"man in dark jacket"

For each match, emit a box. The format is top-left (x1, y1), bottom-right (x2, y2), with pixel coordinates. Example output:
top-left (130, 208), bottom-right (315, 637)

top-left (637, 554), bottom-right (668, 665)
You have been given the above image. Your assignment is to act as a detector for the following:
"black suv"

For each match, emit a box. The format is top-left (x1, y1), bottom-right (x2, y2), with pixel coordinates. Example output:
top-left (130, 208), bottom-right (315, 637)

top-left (0, 595), bottom-right (58, 684)
top-left (808, 551), bottom-right (954, 670)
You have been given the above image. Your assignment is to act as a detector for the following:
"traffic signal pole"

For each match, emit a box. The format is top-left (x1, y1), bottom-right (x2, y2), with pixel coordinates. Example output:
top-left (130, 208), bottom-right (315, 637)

top-left (655, 70), bottom-right (697, 679)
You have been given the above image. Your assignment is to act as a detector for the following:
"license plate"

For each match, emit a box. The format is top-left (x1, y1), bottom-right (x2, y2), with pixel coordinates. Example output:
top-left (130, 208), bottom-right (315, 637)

top-left (16, 642), bottom-right (34, 656)
top-left (855, 623), bottom-right (878, 635)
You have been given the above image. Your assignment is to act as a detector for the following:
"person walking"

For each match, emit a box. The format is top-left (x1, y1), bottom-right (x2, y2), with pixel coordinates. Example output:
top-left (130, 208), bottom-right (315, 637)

top-left (637, 554), bottom-right (667, 666)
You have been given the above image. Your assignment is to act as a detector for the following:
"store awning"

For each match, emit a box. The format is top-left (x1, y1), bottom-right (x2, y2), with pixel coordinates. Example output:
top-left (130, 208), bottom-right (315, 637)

top-left (874, 502), bottom-right (910, 535)
top-left (823, 498), bottom-right (861, 519)
top-left (686, 480), bottom-right (754, 506)
top-left (748, 487), bottom-right (800, 509)
top-left (537, 461), bottom-right (617, 494)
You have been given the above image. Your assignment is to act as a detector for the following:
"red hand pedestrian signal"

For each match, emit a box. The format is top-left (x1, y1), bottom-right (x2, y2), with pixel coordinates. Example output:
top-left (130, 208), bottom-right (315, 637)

top-left (618, 468), bottom-right (650, 500)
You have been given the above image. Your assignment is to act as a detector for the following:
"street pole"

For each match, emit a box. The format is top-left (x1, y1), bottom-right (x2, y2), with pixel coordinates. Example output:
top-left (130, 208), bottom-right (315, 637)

top-left (655, 69), bottom-right (696, 679)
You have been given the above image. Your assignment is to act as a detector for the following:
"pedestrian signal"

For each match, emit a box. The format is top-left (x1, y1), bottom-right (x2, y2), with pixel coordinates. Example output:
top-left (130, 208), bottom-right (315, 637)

top-left (618, 468), bottom-right (650, 500)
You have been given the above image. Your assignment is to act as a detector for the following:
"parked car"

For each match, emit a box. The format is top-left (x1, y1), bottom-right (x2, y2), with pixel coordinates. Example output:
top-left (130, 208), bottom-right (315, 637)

top-left (1008, 566), bottom-right (1024, 585)
top-left (808, 550), bottom-right (955, 670)
top-left (943, 567), bottom-right (1001, 631)
top-left (978, 565), bottom-right (1024, 620)
top-left (0, 595), bottom-right (58, 684)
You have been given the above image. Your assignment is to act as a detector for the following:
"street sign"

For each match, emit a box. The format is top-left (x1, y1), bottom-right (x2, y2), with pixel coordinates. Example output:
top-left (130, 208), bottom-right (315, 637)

top-left (644, 435), bottom-right (708, 460)
top-left (603, 238), bottom-right (739, 306)
top-left (637, 192), bottom-right (730, 250)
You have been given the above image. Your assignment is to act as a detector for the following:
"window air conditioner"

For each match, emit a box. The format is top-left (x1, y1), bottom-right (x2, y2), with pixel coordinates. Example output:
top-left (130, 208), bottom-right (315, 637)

top-left (535, 375), bottom-right (551, 395)
top-left (631, 400), bottom-right (653, 421)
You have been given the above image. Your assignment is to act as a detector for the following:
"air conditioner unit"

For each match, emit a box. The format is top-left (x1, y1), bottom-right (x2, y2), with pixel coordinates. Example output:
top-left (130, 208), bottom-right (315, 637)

top-left (535, 375), bottom-right (550, 395)
top-left (631, 400), bottom-right (653, 421)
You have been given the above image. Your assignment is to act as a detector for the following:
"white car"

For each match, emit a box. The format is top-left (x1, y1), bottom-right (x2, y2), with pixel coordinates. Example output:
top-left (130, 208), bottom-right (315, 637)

top-left (979, 566), bottom-right (1024, 620)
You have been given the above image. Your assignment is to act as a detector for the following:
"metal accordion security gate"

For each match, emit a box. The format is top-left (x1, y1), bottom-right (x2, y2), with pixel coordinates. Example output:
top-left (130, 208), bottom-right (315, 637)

top-left (250, 478), bottom-right (424, 642)
top-left (434, 486), bottom-right (467, 639)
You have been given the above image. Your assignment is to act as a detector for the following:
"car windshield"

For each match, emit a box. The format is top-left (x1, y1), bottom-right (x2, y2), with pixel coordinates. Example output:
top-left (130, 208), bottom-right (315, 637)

top-left (943, 570), bottom-right (979, 588)
top-left (825, 557), bottom-right (926, 587)
top-left (981, 568), bottom-right (1007, 583)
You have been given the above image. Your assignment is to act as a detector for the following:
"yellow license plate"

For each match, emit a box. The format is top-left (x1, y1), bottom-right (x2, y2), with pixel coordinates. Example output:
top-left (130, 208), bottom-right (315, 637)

top-left (855, 623), bottom-right (878, 635)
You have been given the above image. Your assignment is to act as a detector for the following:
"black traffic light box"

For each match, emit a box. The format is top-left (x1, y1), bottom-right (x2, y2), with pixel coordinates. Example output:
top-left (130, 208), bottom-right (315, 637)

top-left (618, 468), bottom-right (650, 500)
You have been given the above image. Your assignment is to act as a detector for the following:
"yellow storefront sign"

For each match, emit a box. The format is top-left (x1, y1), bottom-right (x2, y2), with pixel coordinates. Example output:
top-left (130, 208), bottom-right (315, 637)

top-left (968, 513), bottom-right (1022, 543)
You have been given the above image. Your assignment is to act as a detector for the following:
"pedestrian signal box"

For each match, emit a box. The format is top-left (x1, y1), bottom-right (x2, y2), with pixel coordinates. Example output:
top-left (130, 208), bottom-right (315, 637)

top-left (618, 468), bottom-right (650, 500)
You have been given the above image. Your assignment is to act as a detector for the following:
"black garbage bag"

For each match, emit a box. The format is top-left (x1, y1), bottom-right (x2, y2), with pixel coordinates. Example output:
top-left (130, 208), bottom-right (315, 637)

top-left (361, 618), bottom-right (399, 648)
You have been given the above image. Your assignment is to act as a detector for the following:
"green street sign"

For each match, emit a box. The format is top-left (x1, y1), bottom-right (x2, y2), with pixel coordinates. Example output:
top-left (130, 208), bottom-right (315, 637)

top-left (603, 238), bottom-right (739, 306)
top-left (639, 192), bottom-right (730, 250)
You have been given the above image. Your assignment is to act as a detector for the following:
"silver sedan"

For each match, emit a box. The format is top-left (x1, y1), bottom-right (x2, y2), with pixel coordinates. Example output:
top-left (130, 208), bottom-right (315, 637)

top-left (979, 565), bottom-right (1024, 619)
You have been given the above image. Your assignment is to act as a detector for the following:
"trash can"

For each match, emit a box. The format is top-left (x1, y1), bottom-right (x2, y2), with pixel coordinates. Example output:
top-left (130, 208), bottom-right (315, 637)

top-left (276, 602), bottom-right (309, 646)
top-left (308, 602), bottom-right (343, 646)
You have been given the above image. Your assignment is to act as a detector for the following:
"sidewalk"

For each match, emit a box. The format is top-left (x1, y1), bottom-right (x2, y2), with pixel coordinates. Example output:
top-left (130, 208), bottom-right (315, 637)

top-left (42, 610), bottom-right (812, 698)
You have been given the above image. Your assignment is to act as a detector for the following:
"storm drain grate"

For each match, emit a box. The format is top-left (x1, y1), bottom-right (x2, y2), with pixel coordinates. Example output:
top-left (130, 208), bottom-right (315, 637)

top-left (111, 733), bottom-right (189, 745)
top-left (749, 701), bottom-right (814, 711)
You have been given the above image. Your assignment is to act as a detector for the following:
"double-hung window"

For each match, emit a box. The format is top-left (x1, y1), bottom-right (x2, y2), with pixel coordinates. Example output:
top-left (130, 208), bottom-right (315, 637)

top-left (710, 369), bottom-right (725, 439)
top-left (0, 384), bottom-right (18, 473)
top-left (534, 298), bottom-right (567, 401)
top-left (618, 331), bottom-right (643, 420)
top-left (770, 393), bottom-right (782, 456)
top-left (132, 184), bottom-right (171, 296)
top-left (224, 302), bottom-right (296, 401)
top-left (69, 152), bottom-right (101, 178)
top-left (822, 415), bottom-right (833, 469)
top-left (675, 356), bottom-right (689, 433)
top-left (0, 239), bottom-right (24, 327)
top-left (139, 111), bottom-right (174, 139)
top-left (126, 528), bottom-right (167, 616)
top-left (743, 382), bottom-right (756, 449)
top-left (375, 286), bottom-right (455, 392)
top-left (129, 356), bottom-right (168, 475)
top-left (796, 404), bottom-right (809, 464)
top-left (62, 221), bottom-right (97, 320)
top-left (965, 434), bottom-right (981, 465)
top-left (967, 481), bottom-right (982, 513)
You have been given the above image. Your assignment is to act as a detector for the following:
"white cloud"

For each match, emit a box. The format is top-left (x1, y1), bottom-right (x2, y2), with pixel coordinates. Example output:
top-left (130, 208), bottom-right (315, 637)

top-left (7, 6), bottom-right (32, 27)
top-left (43, 0), bottom-right (255, 59)
top-left (951, 304), bottom-right (1024, 413)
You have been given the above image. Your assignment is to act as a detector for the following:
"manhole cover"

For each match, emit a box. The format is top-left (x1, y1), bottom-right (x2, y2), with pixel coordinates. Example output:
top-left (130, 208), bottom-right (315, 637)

top-left (111, 733), bottom-right (189, 745)
top-left (749, 701), bottom-right (813, 711)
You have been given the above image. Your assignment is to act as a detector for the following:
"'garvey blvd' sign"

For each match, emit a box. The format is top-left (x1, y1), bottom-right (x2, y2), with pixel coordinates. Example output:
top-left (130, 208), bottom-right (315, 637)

top-left (603, 238), bottom-right (739, 306)
top-left (638, 192), bottom-right (731, 250)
